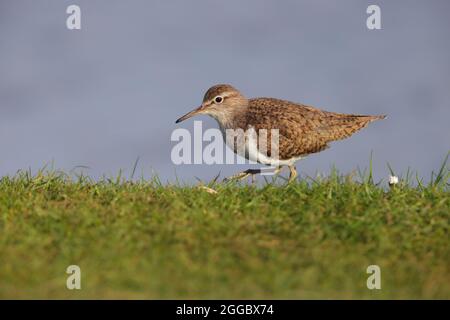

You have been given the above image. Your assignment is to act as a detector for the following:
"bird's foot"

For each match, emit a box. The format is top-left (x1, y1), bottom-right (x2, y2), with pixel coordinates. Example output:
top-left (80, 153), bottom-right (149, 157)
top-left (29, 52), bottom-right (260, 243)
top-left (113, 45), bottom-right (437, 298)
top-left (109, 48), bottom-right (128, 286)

top-left (223, 169), bottom-right (262, 183)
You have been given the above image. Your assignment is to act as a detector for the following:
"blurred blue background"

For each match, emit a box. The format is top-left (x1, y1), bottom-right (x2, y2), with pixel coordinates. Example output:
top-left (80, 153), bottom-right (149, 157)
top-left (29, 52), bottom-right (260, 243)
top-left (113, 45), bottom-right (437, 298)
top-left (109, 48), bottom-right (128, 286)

top-left (0, 0), bottom-right (449, 183)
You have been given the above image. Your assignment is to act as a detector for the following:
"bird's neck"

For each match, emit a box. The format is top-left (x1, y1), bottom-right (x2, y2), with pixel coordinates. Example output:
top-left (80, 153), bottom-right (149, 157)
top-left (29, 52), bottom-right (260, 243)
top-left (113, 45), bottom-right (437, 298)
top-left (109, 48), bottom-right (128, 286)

top-left (210, 103), bottom-right (248, 131)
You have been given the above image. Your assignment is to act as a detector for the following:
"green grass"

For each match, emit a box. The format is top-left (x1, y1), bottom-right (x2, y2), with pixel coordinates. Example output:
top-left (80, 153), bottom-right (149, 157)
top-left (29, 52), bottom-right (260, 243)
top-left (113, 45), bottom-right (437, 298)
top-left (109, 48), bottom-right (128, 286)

top-left (0, 160), bottom-right (448, 299)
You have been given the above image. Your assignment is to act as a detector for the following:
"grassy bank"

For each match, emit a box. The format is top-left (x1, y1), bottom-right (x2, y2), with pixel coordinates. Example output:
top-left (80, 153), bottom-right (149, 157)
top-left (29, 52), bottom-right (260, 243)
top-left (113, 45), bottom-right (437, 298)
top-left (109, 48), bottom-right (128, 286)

top-left (0, 166), bottom-right (448, 299)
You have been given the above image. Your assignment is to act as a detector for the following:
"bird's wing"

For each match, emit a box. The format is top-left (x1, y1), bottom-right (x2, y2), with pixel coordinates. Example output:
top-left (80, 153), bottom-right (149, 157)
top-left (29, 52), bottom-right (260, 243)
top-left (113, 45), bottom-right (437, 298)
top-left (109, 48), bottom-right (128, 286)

top-left (248, 98), bottom-right (384, 159)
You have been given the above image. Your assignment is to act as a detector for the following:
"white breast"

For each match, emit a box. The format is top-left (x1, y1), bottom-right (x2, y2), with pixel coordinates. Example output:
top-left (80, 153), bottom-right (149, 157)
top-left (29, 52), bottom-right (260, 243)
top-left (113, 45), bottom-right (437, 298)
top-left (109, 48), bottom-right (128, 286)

top-left (220, 125), bottom-right (302, 166)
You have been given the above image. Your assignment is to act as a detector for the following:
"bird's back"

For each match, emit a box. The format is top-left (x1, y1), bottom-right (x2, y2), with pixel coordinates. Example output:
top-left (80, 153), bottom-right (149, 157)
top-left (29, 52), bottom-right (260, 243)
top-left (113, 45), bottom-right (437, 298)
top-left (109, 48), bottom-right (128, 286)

top-left (246, 98), bottom-right (385, 160)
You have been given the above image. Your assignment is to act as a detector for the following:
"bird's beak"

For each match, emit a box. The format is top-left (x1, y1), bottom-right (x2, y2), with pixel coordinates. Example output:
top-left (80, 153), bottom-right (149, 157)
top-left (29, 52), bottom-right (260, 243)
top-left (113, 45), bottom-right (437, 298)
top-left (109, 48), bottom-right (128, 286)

top-left (175, 105), bottom-right (205, 123)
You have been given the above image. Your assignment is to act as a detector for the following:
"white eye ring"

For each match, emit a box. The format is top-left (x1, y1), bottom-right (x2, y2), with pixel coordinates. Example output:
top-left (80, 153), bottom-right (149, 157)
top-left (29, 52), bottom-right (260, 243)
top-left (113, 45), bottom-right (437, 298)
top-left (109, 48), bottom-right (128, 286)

top-left (214, 96), bottom-right (223, 104)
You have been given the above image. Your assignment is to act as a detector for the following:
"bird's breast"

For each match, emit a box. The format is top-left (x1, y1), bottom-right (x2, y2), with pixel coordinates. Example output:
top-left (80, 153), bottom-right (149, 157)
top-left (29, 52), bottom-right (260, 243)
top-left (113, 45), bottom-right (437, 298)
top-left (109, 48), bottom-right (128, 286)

top-left (217, 124), bottom-right (302, 166)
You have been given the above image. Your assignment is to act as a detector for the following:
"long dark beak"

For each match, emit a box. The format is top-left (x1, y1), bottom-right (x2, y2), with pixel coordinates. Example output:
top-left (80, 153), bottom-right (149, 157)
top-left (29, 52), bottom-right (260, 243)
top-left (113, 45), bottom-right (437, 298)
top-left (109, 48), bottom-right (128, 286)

top-left (175, 105), bottom-right (204, 123)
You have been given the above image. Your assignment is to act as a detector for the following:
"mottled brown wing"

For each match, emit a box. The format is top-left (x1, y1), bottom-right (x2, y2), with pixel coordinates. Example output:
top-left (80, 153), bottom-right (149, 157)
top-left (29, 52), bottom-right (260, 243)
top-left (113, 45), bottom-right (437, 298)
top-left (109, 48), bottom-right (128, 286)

top-left (247, 98), bottom-right (385, 160)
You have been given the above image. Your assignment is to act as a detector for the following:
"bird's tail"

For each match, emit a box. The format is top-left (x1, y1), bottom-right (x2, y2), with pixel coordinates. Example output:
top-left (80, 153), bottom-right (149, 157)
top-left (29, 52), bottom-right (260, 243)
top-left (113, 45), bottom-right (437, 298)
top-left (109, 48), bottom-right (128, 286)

top-left (321, 113), bottom-right (386, 142)
top-left (368, 114), bottom-right (387, 121)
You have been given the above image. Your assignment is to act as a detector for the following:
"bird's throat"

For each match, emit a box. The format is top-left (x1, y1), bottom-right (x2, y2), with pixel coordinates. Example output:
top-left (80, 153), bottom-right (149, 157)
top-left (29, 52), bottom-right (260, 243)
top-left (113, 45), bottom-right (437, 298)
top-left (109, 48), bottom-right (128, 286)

top-left (209, 106), bottom-right (248, 131)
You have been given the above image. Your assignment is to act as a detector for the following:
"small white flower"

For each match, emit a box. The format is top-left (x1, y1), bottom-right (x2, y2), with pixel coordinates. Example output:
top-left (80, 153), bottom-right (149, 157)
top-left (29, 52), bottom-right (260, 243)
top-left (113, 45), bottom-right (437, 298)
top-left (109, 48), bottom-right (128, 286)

top-left (388, 175), bottom-right (399, 186)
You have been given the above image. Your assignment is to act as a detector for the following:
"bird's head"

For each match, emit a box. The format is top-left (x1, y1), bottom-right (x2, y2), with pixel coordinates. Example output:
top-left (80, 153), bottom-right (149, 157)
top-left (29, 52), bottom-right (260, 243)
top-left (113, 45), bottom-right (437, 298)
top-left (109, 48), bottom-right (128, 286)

top-left (176, 84), bottom-right (248, 124)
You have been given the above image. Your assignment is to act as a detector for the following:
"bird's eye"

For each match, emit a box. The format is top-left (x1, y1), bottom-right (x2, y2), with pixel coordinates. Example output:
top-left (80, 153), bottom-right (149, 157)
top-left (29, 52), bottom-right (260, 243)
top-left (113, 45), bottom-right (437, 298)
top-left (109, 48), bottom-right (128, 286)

top-left (214, 96), bottom-right (223, 104)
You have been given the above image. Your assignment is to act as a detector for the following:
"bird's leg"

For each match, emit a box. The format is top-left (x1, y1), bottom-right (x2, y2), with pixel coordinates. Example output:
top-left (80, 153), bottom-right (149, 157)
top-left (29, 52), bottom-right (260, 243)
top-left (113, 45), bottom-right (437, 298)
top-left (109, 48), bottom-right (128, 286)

top-left (288, 165), bottom-right (298, 183)
top-left (224, 166), bottom-right (284, 183)
top-left (272, 166), bottom-right (283, 180)
top-left (223, 168), bottom-right (262, 182)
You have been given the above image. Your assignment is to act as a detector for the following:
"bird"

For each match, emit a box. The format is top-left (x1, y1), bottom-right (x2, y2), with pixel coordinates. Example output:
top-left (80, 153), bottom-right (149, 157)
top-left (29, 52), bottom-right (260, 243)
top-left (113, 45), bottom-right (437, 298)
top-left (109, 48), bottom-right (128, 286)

top-left (176, 84), bottom-right (386, 183)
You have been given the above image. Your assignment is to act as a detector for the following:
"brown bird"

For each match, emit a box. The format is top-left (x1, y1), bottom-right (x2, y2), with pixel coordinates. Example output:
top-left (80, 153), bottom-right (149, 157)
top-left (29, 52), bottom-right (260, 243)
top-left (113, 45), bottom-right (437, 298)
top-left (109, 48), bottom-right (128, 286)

top-left (176, 84), bottom-right (385, 183)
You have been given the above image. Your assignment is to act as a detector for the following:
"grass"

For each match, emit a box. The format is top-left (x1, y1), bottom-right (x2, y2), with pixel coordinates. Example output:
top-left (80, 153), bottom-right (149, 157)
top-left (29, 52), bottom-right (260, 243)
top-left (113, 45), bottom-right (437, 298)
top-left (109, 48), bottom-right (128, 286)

top-left (0, 157), bottom-right (448, 299)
